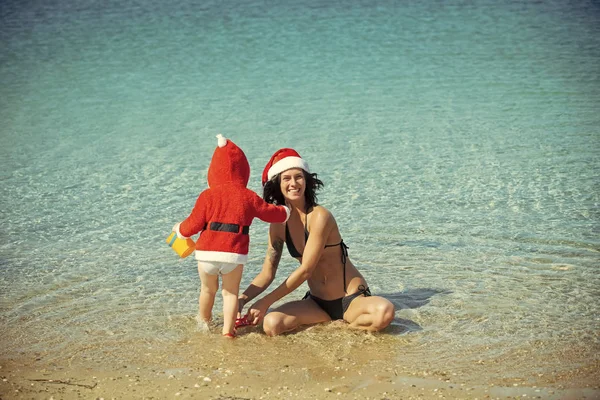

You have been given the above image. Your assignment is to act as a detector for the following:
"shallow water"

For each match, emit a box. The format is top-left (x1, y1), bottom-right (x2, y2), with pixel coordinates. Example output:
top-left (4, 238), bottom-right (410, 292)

top-left (1, 0), bottom-right (599, 386)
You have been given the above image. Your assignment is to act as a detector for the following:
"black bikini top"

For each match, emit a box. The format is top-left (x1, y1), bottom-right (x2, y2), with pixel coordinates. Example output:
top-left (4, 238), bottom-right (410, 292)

top-left (284, 222), bottom-right (309, 258)
top-left (284, 211), bottom-right (349, 292)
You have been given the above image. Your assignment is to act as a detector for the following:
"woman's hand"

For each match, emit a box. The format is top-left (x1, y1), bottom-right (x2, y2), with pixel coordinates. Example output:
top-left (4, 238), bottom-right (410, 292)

top-left (247, 298), bottom-right (270, 325)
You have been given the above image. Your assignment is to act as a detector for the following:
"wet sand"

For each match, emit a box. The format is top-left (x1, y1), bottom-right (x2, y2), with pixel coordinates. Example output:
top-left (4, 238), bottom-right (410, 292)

top-left (1, 323), bottom-right (598, 399)
top-left (2, 359), bottom-right (598, 400)
top-left (1, 367), bottom-right (595, 400)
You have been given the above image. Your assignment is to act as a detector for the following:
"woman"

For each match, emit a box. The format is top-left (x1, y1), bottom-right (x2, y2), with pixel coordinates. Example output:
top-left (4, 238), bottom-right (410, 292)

top-left (237, 148), bottom-right (394, 336)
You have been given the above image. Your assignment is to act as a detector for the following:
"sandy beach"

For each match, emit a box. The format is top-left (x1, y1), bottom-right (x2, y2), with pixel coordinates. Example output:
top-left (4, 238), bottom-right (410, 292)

top-left (1, 356), bottom-right (597, 400)
top-left (2, 323), bottom-right (598, 400)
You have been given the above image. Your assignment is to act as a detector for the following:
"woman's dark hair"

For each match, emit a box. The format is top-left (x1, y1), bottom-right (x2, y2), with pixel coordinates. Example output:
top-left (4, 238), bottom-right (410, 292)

top-left (263, 170), bottom-right (324, 210)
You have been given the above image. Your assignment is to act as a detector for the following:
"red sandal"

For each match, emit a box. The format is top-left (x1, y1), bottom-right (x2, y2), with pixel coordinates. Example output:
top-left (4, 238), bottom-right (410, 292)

top-left (223, 332), bottom-right (236, 338)
top-left (235, 315), bottom-right (252, 329)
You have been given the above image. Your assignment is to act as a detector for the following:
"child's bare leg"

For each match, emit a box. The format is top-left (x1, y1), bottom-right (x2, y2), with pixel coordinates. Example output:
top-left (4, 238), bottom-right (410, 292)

top-left (221, 264), bottom-right (243, 336)
top-left (198, 263), bottom-right (219, 323)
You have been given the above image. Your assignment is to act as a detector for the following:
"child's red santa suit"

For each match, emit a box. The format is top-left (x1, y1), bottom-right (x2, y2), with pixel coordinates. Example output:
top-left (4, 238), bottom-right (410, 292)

top-left (174, 135), bottom-right (290, 265)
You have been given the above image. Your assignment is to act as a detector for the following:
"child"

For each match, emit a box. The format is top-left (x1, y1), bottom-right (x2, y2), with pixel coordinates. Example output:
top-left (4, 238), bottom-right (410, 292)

top-left (172, 134), bottom-right (290, 337)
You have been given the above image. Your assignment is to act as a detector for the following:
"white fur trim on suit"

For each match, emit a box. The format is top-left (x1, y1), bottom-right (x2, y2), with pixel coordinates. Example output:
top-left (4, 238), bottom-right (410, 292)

top-left (283, 205), bottom-right (291, 222)
top-left (195, 250), bottom-right (248, 265)
top-left (267, 156), bottom-right (310, 181)
top-left (216, 134), bottom-right (227, 148)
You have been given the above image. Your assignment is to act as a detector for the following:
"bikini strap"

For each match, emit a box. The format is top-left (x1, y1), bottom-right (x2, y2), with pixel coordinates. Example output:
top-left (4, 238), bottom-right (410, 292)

top-left (340, 240), bottom-right (349, 293)
top-left (304, 211), bottom-right (309, 240)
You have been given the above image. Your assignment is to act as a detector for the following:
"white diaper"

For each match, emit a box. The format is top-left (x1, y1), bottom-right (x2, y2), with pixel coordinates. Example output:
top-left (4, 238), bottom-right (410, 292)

top-left (198, 261), bottom-right (241, 275)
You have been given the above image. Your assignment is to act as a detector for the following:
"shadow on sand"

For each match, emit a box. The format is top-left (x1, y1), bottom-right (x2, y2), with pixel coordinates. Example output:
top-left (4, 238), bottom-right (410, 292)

top-left (379, 288), bottom-right (451, 334)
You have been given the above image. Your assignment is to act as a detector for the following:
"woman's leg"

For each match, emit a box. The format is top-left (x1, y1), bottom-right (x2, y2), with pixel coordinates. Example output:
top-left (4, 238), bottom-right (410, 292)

top-left (263, 298), bottom-right (331, 336)
top-left (220, 264), bottom-right (243, 336)
top-left (197, 263), bottom-right (219, 323)
top-left (343, 295), bottom-right (395, 332)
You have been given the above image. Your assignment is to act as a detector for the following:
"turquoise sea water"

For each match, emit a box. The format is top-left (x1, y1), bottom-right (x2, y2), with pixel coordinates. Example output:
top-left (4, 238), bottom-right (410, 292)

top-left (1, 0), bottom-right (599, 385)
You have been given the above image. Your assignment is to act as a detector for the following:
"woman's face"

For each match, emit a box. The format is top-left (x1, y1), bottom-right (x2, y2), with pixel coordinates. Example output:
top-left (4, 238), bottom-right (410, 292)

top-left (279, 168), bottom-right (305, 202)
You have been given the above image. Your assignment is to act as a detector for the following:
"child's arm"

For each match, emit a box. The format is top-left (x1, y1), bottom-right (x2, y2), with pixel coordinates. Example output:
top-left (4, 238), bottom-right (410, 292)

top-left (251, 192), bottom-right (290, 224)
top-left (174, 191), bottom-right (209, 238)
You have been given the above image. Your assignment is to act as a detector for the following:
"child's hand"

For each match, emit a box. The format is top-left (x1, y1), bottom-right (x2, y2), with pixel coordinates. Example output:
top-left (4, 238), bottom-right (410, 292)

top-left (172, 222), bottom-right (184, 239)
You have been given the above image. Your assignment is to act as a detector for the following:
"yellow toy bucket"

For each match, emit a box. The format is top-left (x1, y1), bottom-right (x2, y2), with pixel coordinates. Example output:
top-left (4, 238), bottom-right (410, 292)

top-left (166, 232), bottom-right (195, 258)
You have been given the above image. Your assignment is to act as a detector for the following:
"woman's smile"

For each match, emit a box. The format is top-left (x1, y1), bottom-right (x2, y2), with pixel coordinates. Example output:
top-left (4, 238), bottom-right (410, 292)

top-left (280, 169), bottom-right (305, 200)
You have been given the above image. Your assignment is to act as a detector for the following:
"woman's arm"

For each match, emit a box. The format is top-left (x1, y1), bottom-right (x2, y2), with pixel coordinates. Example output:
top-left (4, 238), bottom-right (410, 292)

top-left (238, 223), bottom-right (285, 312)
top-left (248, 208), bottom-right (333, 322)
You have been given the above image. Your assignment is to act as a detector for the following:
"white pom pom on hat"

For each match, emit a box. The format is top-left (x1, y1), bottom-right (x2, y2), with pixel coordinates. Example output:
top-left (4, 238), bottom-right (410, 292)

top-left (216, 134), bottom-right (228, 148)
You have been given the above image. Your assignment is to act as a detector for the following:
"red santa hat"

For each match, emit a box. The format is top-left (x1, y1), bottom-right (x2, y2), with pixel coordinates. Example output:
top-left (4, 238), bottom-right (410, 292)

top-left (262, 148), bottom-right (310, 186)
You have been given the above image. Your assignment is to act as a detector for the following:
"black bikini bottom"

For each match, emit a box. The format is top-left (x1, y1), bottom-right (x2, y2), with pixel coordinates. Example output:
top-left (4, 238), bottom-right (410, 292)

top-left (303, 285), bottom-right (371, 320)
